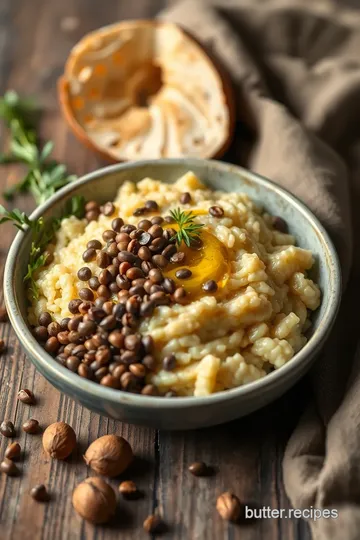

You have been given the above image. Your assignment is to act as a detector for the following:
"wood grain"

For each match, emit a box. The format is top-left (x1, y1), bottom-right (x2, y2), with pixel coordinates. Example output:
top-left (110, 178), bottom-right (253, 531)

top-left (0, 1), bottom-right (311, 539)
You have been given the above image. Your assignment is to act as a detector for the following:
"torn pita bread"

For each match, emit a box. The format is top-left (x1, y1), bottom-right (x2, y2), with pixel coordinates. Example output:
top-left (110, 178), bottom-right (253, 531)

top-left (59, 20), bottom-right (235, 161)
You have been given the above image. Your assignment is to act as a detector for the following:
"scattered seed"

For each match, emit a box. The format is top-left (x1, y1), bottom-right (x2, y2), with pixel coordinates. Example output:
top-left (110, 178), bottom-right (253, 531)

top-left (119, 480), bottom-right (139, 499)
top-left (216, 492), bottom-right (242, 522)
top-left (17, 389), bottom-right (36, 405)
top-left (0, 458), bottom-right (19, 476)
top-left (188, 461), bottom-right (209, 477)
top-left (0, 339), bottom-right (5, 354)
top-left (30, 484), bottom-right (50, 502)
top-left (143, 514), bottom-right (165, 534)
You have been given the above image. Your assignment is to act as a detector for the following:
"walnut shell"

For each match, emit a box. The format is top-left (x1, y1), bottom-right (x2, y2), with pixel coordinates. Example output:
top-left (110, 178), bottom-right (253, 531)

top-left (42, 422), bottom-right (77, 460)
top-left (72, 477), bottom-right (116, 524)
top-left (59, 20), bottom-right (235, 162)
top-left (84, 434), bottom-right (133, 477)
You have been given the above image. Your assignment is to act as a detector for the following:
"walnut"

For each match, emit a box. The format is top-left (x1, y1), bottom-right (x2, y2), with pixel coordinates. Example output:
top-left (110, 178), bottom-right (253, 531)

top-left (84, 434), bottom-right (133, 477)
top-left (216, 491), bottom-right (242, 522)
top-left (42, 422), bottom-right (77, 460)
top-left (72, 477), bottom-right (116, 524)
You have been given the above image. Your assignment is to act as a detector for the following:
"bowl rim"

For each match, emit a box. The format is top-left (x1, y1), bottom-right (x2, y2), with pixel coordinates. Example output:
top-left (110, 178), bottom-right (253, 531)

top-left (4, 158), bottom-right (342, 409)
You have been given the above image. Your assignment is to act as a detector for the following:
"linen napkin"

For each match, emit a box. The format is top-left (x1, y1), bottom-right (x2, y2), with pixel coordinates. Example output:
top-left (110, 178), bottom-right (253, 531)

top-left (161, 1), bottom-right (360, 538)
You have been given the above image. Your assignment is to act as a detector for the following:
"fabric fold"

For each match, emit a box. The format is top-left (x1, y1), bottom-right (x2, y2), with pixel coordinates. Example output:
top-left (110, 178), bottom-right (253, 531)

top-left (161, 1), bottom-right (360, 538)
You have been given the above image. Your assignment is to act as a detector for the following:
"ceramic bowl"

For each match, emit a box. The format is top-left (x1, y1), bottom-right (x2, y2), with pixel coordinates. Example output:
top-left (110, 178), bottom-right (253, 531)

top-left (4, 159), bottom-right (341, 430)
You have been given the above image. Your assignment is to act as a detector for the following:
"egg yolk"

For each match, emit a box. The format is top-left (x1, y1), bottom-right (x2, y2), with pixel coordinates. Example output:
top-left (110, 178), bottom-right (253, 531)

top-left (163, 217), bottom-right (229, 300)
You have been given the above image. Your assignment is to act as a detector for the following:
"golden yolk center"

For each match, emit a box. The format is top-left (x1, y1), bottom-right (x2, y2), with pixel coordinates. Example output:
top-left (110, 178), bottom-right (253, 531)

top-left (163, 219), bottom-right (229, 300)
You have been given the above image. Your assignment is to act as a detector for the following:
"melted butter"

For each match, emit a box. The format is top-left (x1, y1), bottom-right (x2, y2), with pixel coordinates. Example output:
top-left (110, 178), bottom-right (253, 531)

top-left (163, 215), bottom-right (229, 300)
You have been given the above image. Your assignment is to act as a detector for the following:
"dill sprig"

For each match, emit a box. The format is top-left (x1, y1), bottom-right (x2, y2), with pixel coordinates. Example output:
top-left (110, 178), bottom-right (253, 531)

top-left (0, 195), bottom-right (85, 298)
top-left (0, 90), bottom-right (76, 204)
top-left (169, 208), bottom-right (204, 247)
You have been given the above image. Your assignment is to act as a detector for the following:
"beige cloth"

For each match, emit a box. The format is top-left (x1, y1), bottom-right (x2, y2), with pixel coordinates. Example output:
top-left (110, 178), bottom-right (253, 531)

top-left (162, 1), bottom-right (360, 538)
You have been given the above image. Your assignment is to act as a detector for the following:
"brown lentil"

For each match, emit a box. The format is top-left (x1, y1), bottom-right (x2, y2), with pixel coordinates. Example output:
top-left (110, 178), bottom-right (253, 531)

top-left (173, 287), bottom-right (187, 304)
top-left (102, 202), bottom-right (115, 216)
top-left (272, 216), bottom-right (288, 233)
top-left (96, 251), bottom-right (111, 268)
top-left (77, 267), bottom-right (91, 281)
top-left (188, 461), bottom-right (209, 477)
top-left (106, 242), bottom-right (119, 257)
top-left (209, 205), bottom-right (224, 217)
top-left (141, 384), bottom-right (158, 396)
top-left (152, 254), bottom-right (168, 268)
top-left (45, 337), bottom-right (60, 354)
top-left (34, 326), bottom-right (48, 341)
top-left (87, 239), bottom-right (102, 250)
top-left (180, 192), bottom-right (192, 204)
top-left (148, 268), bottom-right (163, 283)
top-left (78, 363), bottom-right (92, 379)
top-left (0, 306), bottom-right (8, 322)
top-left (48, 322), bottom-right (61, 336)
top-left (82, 248), bottom-right (96, 262)
top-left (66, 356), bottom-right (81, 372)
top-left (170, 251), bottom-right (185, 264)
top-left (175, 268), bottom-right (192, 279)
top-left (148, 224), bottom-right (163, 238)
top-left (119, 480), bottom-right (139, 499)
top-left (129, 363), bottom-right (146, 378)
top-left (100, 374), bottom-right (120, 388)
top-left (163, 353), bottom-right (176, 371)
top-left (145, 200), bottom-right (159, 211)
top-left (68, 299), bottom-right (82, 314)
top-left (202, 280), bottom-right (218, 293)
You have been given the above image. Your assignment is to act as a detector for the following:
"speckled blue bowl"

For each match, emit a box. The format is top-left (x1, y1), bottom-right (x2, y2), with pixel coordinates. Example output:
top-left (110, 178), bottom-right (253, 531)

top-left (4, 159), bottom-right (341, 430)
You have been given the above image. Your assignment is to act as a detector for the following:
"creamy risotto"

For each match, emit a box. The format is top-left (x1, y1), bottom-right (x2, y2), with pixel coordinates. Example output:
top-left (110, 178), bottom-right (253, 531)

top-left (28, 172), bottom-right (320, 397)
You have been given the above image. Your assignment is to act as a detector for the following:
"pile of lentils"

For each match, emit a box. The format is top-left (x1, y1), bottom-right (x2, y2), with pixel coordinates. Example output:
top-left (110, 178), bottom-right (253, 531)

top-left (32, 198), bottom-right (199, 397)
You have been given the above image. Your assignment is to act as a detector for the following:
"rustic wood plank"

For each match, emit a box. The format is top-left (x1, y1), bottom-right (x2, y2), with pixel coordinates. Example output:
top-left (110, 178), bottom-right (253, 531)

top-left (156, 384), bottom-right (311, 540)
top-left (0, 0), bottom-right (313, 539)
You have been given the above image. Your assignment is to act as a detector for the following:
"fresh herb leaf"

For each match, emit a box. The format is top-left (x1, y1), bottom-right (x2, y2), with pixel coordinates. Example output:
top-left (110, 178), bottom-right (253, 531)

top-left (169, 208), bottom-right (204, 247)
top-left (1, 196), bottom-right (86, 298)
top-left (0, 90), bottom-right (76, 204)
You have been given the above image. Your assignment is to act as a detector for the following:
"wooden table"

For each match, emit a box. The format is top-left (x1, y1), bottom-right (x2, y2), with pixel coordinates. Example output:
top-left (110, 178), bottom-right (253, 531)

top-left (0, 1), bottom-right (312, 538)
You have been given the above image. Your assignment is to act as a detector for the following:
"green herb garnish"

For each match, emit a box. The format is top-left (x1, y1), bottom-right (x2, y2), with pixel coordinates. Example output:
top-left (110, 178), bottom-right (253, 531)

top-left (169, 208), bottom-right (205, 247)
top-left (0, 91), bottom-right (76, 204)
top-left (0, 196), bottom-right (85, 298)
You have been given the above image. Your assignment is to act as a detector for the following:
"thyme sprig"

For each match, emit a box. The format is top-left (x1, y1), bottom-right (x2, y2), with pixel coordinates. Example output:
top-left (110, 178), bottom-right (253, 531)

top-left (0, 195), bottom-right (85, 298)
top-left (0, 91), bottom-right (76, 204)
top-left (169, 208), bottom-right (204, 247)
